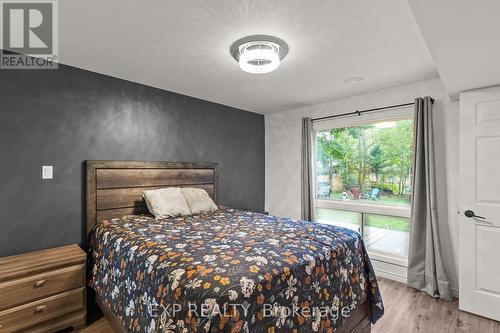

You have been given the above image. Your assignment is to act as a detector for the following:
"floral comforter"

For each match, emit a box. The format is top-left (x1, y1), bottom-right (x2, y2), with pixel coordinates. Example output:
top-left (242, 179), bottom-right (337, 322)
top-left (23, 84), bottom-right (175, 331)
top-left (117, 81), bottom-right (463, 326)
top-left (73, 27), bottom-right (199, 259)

top-left (88, 208), bottom-right (384, 333)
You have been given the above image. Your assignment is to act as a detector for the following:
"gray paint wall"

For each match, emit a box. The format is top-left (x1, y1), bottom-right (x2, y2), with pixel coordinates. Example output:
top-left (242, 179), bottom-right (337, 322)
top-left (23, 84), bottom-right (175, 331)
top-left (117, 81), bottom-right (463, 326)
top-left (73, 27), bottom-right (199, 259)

top-left (0, 65), bottom-right (264, 257)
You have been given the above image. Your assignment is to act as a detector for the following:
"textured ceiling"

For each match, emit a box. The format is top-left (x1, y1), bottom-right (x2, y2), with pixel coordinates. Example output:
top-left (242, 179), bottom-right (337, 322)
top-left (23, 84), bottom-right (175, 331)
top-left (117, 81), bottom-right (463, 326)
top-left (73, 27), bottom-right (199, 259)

top-left (59, 0), bottom-right (437, 113)
top-left (409, 0), bottom-right (500, 99)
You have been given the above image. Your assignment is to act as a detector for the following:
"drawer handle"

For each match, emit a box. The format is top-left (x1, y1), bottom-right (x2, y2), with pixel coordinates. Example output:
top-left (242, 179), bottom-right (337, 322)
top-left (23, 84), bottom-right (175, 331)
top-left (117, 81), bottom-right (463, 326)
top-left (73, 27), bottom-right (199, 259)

top-left (34, 280), bottom-right (46, 288)
top-left (34, 305), bottom-right (47, 313)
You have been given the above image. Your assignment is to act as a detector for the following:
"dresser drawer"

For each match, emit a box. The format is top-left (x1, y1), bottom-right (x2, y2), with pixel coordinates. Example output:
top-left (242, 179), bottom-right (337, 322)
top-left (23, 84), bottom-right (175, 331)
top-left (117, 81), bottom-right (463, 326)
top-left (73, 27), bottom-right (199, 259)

top-left (0, 287), bottom-right (84, 333)
top-left (0, 265), bottom-right (84, 311)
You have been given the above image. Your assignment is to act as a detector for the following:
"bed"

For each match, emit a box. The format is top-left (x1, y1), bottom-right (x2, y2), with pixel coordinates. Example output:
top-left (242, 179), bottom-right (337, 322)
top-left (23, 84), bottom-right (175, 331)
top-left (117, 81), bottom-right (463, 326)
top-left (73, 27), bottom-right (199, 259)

top-left (85, 160), bottom-right (383, 332)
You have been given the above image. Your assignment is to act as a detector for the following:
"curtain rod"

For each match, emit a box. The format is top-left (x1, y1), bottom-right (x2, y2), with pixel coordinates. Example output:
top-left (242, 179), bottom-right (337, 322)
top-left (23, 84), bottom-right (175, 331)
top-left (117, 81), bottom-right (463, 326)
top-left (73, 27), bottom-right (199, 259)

top-left (311, 98), bottom-right (434, 122)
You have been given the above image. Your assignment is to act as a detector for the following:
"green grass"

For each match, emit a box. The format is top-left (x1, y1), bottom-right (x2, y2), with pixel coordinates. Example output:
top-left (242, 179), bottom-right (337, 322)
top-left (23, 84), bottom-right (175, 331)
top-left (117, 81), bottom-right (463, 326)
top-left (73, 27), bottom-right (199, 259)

top-left (365, 214), bottom-right (409, 232)
top-left (316, 208), bottom-right (409, 232)
top-left (316, 209), bottom-right (361, 226)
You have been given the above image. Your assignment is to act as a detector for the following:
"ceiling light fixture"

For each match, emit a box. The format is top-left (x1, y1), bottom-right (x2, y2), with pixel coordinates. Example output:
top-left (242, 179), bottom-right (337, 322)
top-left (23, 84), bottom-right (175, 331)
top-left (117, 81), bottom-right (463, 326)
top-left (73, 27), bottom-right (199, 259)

top-left (230, 35), bottom-right (289, 74)
top-left (344, 77), bottom-right (365, 84)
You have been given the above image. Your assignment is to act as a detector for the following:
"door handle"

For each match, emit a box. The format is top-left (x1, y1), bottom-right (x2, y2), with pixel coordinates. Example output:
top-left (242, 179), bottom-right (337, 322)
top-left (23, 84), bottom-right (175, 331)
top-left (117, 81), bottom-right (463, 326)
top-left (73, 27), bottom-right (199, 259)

top-left (464, 210), bottom-right (485, 219)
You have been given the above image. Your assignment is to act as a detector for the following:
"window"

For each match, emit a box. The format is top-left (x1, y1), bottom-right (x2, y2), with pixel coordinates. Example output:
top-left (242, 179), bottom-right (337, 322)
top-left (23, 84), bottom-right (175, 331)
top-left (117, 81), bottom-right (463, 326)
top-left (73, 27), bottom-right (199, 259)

top-left (313, 110), bottom-right (413, 262)
top-left (316, 208), bottom-right (360, 232)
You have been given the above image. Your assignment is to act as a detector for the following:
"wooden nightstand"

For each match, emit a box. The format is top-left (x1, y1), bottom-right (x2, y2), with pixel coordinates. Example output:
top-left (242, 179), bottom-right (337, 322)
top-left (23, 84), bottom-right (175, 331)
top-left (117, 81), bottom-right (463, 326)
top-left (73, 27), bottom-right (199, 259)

top-left (0, 245), bottom-right (87, 332)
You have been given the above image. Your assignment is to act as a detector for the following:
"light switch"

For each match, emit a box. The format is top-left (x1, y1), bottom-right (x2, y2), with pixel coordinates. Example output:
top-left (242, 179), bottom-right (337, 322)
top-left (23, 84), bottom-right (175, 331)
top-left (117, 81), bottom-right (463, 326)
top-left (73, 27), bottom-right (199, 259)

top-left (42, 165), bottom-right (53, 179)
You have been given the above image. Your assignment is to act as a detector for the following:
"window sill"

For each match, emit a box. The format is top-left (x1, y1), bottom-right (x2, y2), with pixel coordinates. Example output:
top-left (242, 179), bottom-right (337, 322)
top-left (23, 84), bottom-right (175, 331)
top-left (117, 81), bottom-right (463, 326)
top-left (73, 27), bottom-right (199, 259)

top-left (316, 199), bottom-right (411, 218)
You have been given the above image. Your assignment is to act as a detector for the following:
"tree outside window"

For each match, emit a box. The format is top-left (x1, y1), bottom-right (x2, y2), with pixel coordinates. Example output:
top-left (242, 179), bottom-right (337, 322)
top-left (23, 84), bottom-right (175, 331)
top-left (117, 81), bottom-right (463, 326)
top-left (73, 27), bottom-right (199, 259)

top-left (315, 119), bottom-right (414, 207)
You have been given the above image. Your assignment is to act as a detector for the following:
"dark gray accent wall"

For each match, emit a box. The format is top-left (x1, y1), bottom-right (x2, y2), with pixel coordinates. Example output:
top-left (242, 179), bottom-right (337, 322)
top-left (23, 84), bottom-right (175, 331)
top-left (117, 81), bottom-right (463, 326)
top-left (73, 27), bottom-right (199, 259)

top-left (0, 65), bottom-right (264, 257)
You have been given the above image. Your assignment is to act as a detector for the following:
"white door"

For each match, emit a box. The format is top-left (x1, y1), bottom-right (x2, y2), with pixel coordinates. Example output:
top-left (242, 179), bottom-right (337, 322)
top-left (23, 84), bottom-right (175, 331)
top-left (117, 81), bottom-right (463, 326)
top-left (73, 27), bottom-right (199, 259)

top-left (459, 86), bottom-right (500, 321)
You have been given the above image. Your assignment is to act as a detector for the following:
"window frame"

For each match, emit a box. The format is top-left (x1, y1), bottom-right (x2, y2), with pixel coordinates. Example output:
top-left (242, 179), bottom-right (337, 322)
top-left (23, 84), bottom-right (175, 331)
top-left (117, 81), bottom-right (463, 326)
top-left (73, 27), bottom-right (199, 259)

top-left (312, 106), bottom-right (414, 265)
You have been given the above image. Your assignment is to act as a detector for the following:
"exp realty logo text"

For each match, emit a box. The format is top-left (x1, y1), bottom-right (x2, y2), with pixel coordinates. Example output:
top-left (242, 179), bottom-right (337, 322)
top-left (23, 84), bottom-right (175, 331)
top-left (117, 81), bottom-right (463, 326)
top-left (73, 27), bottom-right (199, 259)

top-left (1, 0), bottom-right (58, 69)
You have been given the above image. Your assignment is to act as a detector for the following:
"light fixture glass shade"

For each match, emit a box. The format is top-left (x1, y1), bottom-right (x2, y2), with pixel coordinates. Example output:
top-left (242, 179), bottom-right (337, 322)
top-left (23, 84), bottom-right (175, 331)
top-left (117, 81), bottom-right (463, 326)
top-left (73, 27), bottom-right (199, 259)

top-left (238, 41), bottom-right (281, 74)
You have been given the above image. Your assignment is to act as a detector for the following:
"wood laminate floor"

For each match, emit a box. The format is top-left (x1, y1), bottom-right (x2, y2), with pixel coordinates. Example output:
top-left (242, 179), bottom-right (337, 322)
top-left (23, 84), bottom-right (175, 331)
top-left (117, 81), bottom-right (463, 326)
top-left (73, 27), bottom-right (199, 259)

top-left (373, 278), bottom-right (500, 333)
top-left (81, 277), bottom-right (500, 333)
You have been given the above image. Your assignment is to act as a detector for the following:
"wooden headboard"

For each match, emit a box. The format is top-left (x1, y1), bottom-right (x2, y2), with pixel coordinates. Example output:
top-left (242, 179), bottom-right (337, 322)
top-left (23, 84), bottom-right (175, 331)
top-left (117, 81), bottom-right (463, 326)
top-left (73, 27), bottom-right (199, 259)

top-left (85, 160), bottom-right (219, 234)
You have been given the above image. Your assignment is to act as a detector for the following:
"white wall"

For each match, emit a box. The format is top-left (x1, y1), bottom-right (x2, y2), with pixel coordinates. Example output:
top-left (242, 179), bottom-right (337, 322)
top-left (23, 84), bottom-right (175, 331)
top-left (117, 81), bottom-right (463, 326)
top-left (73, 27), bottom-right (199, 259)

top-left (265, 77), bottom-right (459, 293)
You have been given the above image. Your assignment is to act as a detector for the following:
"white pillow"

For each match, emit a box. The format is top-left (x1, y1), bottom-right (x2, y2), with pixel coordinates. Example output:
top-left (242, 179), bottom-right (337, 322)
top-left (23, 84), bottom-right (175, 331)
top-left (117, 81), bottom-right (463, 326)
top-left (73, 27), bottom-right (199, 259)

top-left (142, 187), bottom-right (191, 219)
top-left (180, 188), bottom-right (218, 214)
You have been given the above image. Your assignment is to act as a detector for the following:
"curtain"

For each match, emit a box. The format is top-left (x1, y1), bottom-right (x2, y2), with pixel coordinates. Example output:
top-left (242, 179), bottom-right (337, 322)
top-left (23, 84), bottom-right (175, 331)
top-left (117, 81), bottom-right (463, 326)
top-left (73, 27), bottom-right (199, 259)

top-left (301, 117), bottom-right (314, 221)
top-left (407, 97), bottom-right (452, 301)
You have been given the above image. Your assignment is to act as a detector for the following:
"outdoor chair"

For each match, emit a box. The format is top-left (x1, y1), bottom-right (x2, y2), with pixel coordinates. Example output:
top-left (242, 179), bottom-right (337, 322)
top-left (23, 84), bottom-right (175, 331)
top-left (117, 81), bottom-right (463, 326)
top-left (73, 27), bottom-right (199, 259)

top-left (350, 187), bottom-right (363, 200)
top-left (369, 188), bottom-right (381, 200)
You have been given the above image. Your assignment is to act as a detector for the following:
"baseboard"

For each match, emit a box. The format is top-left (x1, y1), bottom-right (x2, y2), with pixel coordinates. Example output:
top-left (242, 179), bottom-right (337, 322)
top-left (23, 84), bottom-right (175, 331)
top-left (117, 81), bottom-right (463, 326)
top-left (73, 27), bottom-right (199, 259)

top-left (374, 268), bottom-right (408, 284)
top-left (371, 258), bottom-right (408, 284)
top-left (372, 260), bottom-right (460, 299)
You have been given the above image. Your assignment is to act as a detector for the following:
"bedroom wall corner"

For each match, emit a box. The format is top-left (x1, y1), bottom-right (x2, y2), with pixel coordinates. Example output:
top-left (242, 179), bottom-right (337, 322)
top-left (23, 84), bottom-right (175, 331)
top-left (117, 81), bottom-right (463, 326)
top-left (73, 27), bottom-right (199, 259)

top-left (264, 77), bottom-right (459, 293)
